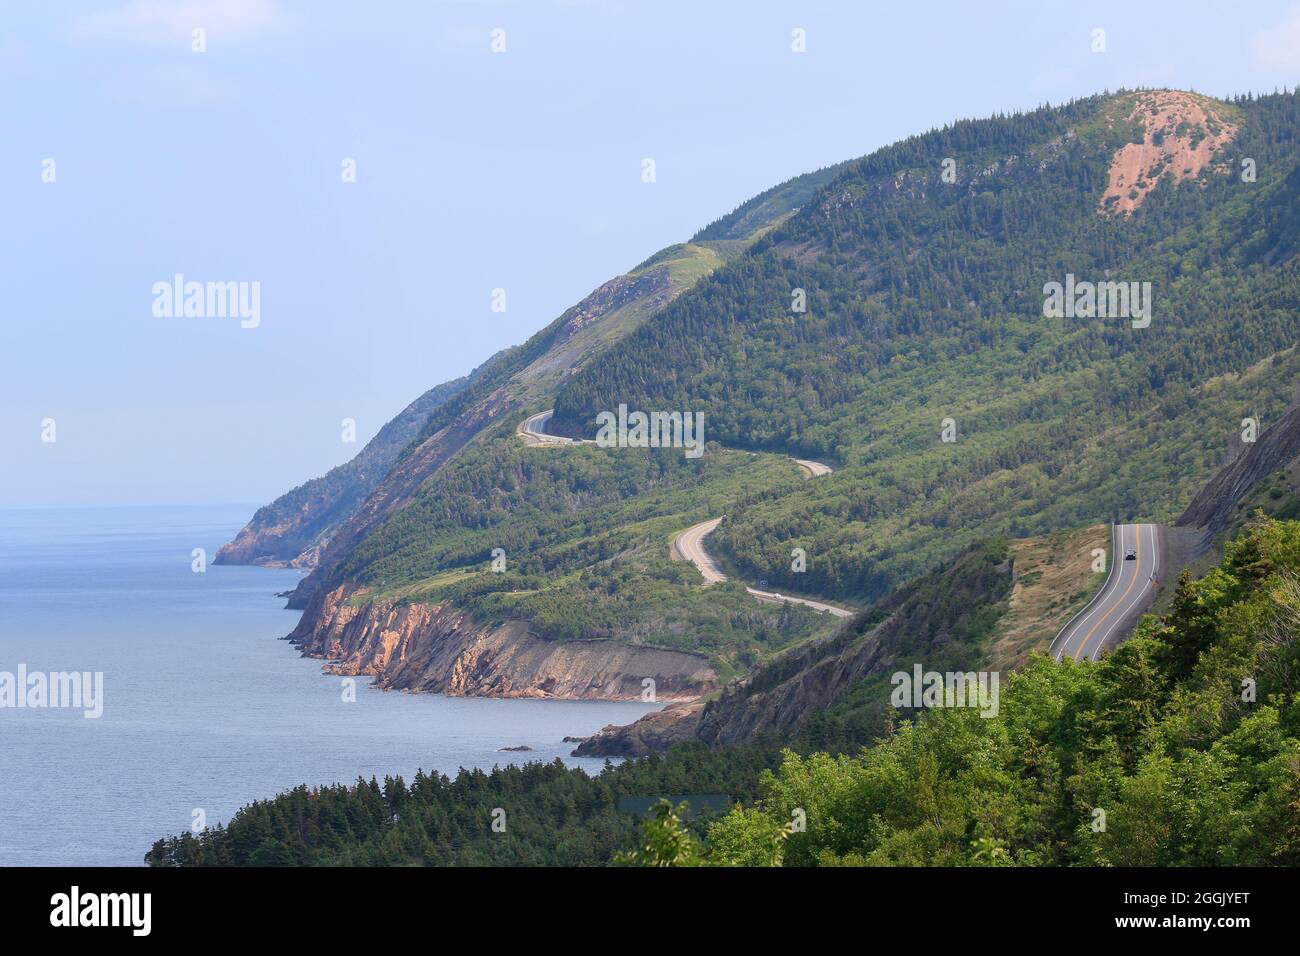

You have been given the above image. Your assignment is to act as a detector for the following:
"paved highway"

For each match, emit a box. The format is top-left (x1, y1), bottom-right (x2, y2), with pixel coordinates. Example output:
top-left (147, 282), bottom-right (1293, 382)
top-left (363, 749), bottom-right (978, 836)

top-left (1051, 523), bottom-right (1162, 662)
top-left (670, 517), bottom-right (728, 583)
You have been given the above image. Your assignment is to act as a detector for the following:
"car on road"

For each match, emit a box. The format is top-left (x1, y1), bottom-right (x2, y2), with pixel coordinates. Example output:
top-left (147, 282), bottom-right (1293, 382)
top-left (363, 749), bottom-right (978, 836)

top-left (1125, 549), bottom-right (1137, 561)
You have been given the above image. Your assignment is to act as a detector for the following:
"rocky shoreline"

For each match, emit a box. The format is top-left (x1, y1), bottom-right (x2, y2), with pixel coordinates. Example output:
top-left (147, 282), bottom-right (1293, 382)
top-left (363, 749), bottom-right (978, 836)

top-left (286, 583), bottom-right (718, 702)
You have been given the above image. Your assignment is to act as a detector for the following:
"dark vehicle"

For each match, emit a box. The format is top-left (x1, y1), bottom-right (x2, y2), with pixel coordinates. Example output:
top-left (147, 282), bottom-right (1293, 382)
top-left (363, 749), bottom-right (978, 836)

top-left (1125, 549), bottom-right (1137, 561)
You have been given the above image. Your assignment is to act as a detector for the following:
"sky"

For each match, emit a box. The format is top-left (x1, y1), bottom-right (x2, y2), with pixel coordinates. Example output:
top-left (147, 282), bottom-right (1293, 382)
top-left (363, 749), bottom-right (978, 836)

top-left (3, 0), bottom-right (1299, 508)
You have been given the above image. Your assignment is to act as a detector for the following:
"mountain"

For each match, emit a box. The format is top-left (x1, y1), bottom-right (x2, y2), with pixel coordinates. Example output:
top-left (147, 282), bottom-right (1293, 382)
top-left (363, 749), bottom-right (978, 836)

top-left (217, 160), bottom-right (853, 577)
top-left (217, 161), bottom-right (854, 694)
top-left (152, 87), bottom-right (1300, 868)
top-left (549, 89), bottom-right (1300, 603)
top-left (1178, 400), bottom-right (1300, 539)
top-left (224, 88), bottom-right (1299, 708)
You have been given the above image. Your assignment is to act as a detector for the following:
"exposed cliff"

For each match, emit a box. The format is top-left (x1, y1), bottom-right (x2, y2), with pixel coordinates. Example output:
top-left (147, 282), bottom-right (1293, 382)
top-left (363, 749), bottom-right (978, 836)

top-left (1099, 90), bottom-right (1237, 216)
top-left (572, 700), bottom-right (706, 757)
top-left (214, 375), bottom-right (471, 568)
top-left (1177, 403), bottom-right (1300, 539)
top-left (288, 584), bottom-right (717, 701)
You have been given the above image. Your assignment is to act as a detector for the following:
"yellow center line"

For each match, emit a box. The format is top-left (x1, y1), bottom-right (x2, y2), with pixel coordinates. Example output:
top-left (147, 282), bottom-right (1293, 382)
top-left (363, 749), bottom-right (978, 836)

top-left (1073, 524), bottom-right (1142, 661)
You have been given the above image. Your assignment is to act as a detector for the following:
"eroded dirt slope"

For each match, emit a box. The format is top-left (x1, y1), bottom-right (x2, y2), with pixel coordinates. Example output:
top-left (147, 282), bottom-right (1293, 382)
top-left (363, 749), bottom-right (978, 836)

top-left (1100, 90), bottom-right (1237, 216)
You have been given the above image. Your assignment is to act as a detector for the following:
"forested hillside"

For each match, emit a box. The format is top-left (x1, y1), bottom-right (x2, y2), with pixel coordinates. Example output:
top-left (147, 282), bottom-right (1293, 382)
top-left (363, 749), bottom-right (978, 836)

top-left (271, 237), bottom-right (830, 615)
top-left (549, 90), bottom-right (1300, 602)
top-left (181, 91), bottom-right (1300, 869)
top-left (330, 438), bottom-right (835, 673)
top-left (253, 88), bottom-right (1300, 694)
top-left (640, 514), bottom-right (1300, 866)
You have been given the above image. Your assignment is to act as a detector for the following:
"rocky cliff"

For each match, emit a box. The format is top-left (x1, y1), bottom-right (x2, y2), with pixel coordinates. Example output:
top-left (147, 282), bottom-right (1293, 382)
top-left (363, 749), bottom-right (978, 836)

top-left (288, 584), bottom-right (718, 701)
top-left (1099, 90), bottom-right (1237, 216)
top-left (1177, 403), bottom-right (1300, 538)
top-left (215, 375), bottom-right (471, 568)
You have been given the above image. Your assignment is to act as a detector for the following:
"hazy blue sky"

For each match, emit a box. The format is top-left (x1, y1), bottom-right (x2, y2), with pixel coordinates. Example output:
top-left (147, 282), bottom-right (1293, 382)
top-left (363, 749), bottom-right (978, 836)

top-left (4, 0), bottom-right (1299, 507)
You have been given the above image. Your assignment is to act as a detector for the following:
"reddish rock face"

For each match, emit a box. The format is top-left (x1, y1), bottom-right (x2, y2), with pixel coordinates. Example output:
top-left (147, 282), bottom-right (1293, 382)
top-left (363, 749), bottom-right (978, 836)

top-left (1100, 91), bottom-right (1237, 217)
top-left (287, 584), bottom-right (718, 702)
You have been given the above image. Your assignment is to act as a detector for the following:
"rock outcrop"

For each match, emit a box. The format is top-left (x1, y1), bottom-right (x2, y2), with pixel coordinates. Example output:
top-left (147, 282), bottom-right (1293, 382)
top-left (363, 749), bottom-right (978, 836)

top-left (288, 585), bottom-right (717, 701)
top-left (1100, 90), bottom-right (1237, 216)
top-left (572, 700), bottom-right (706, 757)
top-left (1178, 404), bottom-right (1300, 538)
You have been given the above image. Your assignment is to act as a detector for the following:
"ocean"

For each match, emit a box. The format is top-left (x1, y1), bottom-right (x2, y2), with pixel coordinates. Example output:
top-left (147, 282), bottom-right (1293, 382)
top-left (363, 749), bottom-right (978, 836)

top-left (0, 505), bottom-right (659, 866)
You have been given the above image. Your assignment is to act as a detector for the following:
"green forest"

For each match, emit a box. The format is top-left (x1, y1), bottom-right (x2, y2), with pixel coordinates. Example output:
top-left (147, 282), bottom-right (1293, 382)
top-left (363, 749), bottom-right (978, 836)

top-left (154, 90), bottom-right (1300, 870)
top-left (293, 91), bottom-right (1300, 669)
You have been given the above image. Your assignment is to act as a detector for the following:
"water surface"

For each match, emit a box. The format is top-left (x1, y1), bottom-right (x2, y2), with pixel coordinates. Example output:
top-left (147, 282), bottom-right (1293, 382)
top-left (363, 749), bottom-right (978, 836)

top-left (0, 505), bottom-right (658, 865)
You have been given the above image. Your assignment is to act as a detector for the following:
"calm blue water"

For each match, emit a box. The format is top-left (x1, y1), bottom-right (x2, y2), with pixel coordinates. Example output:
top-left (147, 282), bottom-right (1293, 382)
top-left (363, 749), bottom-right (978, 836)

top-left (0, 505), bottom-right (658, 866)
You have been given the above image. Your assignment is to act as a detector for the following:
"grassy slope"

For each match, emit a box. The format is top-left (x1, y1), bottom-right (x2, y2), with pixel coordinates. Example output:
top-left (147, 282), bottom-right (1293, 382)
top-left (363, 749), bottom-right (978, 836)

top-left (990, 524), bottom-right (1111, 670)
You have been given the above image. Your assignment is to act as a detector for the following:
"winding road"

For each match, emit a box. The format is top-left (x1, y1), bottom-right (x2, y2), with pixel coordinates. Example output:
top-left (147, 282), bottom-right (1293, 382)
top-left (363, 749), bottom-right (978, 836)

top-left (671, 517), bottom-right (728, 583)
top-left (1050, 523), bottom-right (1163, 662)
top-left (518, 409), bottom-right (585, 446)
top-left (519, 409), bottom-right (854, 619)
top-left (672, 515), bottom-right (854, 618)
top-left (794, 459), bottom-right (833, 478)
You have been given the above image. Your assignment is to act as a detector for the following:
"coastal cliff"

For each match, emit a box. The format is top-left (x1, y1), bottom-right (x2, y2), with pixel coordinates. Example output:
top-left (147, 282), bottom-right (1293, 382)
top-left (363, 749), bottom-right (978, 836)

top-left (287, 585), bottom-right (718, 701)
top-left (214, 376), bottom-right (472, 569)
